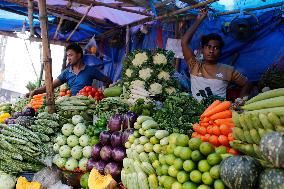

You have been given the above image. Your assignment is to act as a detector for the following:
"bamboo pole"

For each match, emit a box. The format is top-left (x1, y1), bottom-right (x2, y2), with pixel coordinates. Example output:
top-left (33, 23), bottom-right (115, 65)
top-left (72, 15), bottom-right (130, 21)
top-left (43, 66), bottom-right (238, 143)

top-left (38, 0), bottom-right (55, 113)
top-left (53, 16), bottom-right (64, 39)
top-left (125, 25), bottom-right (130, 55)
top-left (67, 4), bottom-right (93, 41)
top-left (27, 0), bottom-right (34, 37)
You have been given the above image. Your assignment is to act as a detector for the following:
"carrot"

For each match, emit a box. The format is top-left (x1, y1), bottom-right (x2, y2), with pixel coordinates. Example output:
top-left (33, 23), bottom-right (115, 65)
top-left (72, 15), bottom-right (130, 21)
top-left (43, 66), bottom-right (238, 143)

top-left (210, 110), bottom-right (232, 120)
top-left (193, 124), bottom-right (200, 132)
top-left (209, 135), bottom-right (220, 147)
top-left (197, 126), bottom-right (207, 135)
top-left (207, 126), bottom-right (213, 135)
top-left (228, 133), bottom-right (235, 141)
top-left (228, 148), bottom-right (239, 155)
top-left (209, 120), bottom-right (214, 125)
top-left (201, 100), bottom-right (222, 117)
top-left (212, 126), bottom-right (221, 136)
top-left (200, 122), bottom-right (209, 127)
top-left (218, 135), bottom-right (229, 147)
top-left (219, 124), bottom-right (232, 136)
top-left (200, 135), bottom-right (207, 142)
top-left (203, 101), bottom-right (232, 117)
top-left (214, 118), bottom-right (233, 125)
top-left (204, 134), bottom-right (211, 142)
top-left (202, 117), bottom-right (210, 122)
top-left (191, 132), bottom-right (199, 138)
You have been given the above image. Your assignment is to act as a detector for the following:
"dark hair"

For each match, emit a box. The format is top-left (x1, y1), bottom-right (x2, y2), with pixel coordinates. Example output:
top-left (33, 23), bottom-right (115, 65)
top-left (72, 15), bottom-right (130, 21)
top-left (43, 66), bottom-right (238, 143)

top-left (201, 33), bottom-right (224, 48)
top-left (66, 43), bottom-right (83, 57)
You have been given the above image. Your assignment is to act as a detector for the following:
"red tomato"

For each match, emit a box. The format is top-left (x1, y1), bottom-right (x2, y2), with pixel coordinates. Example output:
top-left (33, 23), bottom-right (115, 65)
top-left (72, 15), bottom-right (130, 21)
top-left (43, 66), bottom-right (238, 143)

top-left (85, 86), bottom-right (93, 92)
top-left (81, 92), bottom-right (88, 96)
top-left (92, 88), bottom-right (98, 93)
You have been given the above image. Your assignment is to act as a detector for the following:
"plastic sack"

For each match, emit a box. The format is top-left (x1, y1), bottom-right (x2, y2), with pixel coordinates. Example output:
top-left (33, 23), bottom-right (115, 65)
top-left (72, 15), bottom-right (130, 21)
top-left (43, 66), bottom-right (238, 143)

top-left (47, 181), bottom-right (73, 189)
top-left (32, 167), bottom-right (61, 188)
top-left (84, 36), bottom-right (97, 55)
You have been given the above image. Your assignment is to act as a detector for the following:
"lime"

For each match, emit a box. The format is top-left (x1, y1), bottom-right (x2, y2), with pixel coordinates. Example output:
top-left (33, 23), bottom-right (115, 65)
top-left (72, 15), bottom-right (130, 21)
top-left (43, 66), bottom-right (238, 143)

top-left (188, 138), bottom-right (202, 150)
top-left (167, 144), bottom-right (176, 154)
top-left (161, 164), bottom-right (170, 175)
top-left (177, 171), bottom-right (190, 183)
top-left (174, 158), bottom-right (184, 170)
top-left (199, 142), bottom-right (214, 156)
top-left (159, 154), bottom-right (167, 164)
top-left (198, 160), bottom-right (211, 172)
top-left (179, 147), bottom-right (192, 160)
top-left (166, 154), bottom-right (176, 165)
top-left (169, 133), bottom-right (179, 145)
top-left (183, 181), bottom-right (197, 189)
top-left (163, 176), bottom-right (176, 189)
top-left (152, 160), bottom-right (160, 169)
top-left (189, 170), bottom-right (202, 184)
top-left (197, 185), bottom-right (212, 189)
top-left (214, 179), bottom-right (226, 189)
top-left (183, 160), bottom-right (196, 172)
top-left (176, 134), bottom-right (189, 147)
top-left (191, 150), bottom-right (204, 162)
top-left (202, 172), bottom-right (214, 185)
top-left (168, 165), bottom-right (179, 177)
top-left (209, 165), bottom-right (220, 179)
top-left (215, 146), bottom-right (227, 154)
top-left (172, 181), bottom-right (183, 189)
top-left (207, 153), bottom-right (222, 166)
top-left (174, 146), bottom-right (183, 157)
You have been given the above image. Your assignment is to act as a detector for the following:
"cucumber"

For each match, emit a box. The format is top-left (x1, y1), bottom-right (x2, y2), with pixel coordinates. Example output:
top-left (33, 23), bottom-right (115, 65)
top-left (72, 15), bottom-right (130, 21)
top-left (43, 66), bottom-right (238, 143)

top-left (259, 113), bottom-right (274, 130)
top-left (267, 112), bottom-right (282, 126)
top-left (245, 88), bottom-right (284, 104)
top-left (232, 111), bottom-right (242, 128)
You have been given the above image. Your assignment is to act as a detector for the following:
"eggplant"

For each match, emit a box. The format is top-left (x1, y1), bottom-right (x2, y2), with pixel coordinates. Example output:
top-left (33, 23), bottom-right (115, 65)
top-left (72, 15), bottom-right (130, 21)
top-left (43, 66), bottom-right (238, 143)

top-left (111, 131), bottom-right (122, 148)
top-left (91, 144), bottom-right (102, 160)
top-left (104, 162), bottom-right (122, 181)
top-left (87, 158), bottom-right (96, 171)
top-left (100, 145), bottom-right (112, 161)
top-left (107, 114), bottom-right (123, 133)
top-left (4, 118), bottom-right (16, 125)
top-left (121, 128), bottom-right (135, 146)
top-left (94, 160), bottom-right (107, 174)
top-left (122, 111), bottom-right (138, 130)
top-left (22, 107), bottom-right (35, 117)
top-left (99, 131), bottom-right (111, 146)
top-left (112, 147), bottom-right (126, 162)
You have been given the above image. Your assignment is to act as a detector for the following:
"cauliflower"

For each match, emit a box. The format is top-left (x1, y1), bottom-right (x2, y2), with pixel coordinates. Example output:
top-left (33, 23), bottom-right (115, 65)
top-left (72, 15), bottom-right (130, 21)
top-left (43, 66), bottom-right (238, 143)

top-left (132, 52), bottom-right (148, 66)
top-left (130, 80), bottom-right (145, 88)
top-left (149, 83), bottom-right (163, 95)
top-left (139, 68), bottom-right (153, 81)
top-left (125, 69), bottom-right (133, 78)
top-left (165, 87), bottom-right (176, 95)
top-left (158, 71), bottom-right (171, 80)
top-left (153, 53), bottom-right (167, 65)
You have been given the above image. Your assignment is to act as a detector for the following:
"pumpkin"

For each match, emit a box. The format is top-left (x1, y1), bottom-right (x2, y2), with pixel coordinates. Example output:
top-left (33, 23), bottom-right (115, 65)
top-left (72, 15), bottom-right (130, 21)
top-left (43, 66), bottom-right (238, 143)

top-left (16, 176), bottom-right (42, 189)
top-left (258, 168), bottom-right (284, 189)
top-left (260, 132), bottom-right (284, 168)
top-left (220, 156), bottom-right (262, 189)
top-left (88, 168), bottom-right (117, 189)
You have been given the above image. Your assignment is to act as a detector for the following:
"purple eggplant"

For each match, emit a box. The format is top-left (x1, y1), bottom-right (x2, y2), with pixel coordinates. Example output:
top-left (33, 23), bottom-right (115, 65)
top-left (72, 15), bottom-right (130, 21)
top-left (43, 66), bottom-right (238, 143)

top-left (110, 131), bottom-right (122, 147)
top-left (22, 107), bottom-right (35, 117)
top-left (121, 128), bottom-right (135, 145)
top-left (4, 118), bottom-right (16, 125)
top-left (94, 160), bottom-right (107, 174)
top-left (100, 145), bottom-right (112, 161)
top-left (104, 162), bottom-right (122, 181)
top-left (91, 144), bottom-right (102, 160)
top-left (99, 131), bottom-right (111, 145)
top-left (86, 158), bottom-right (96, 171)
top-left (123, 111), bottom-right (138, 130)
top-left (112, 147), bottom-right (126, 162)
top-left (107, 114), bottom-right (123, 133)
top-left (13, 112), bottom-right (23, 118)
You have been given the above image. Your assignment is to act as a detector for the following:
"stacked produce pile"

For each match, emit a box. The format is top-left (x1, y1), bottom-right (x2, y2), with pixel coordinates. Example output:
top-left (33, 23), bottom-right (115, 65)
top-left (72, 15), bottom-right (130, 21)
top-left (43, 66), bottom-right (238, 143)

top-left (154, 94), bottom-right (204, 134)
top-left (87, 113), bottom-right (137, 182)
top-left (122, 49), bottom-right (179, 103)
top-left (77, 86), bottom-right (105, 102)
top-left (231, 88), bottom-right (284, 159)
top-left (12, 98), bottom-right (29, 113)
top-left (93, 97), bottom-right (129, 120)
top-left (53, 115), bottom-right (93, 172)
top-left (0, 103), bottom-right (12, 114)
top-left (129, 98), bottom-right (155, 116)
top-left (192, 100), bottom-right (237, 154)
top-left (55, 96), bottom-right (97, 122)
top-left (30, 93), bottom-right (46, 112)
top-left (86, 117), bottom-right (107, 146)
top-left (0, 112), bottom-right (11, 123)
top-left (122, 116), bottom-right (165, 189)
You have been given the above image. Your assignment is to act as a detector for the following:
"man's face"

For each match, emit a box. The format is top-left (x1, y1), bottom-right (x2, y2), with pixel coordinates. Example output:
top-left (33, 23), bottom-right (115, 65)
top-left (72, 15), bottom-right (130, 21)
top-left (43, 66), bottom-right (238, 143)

top-left (202, 40), bottom-right (221, 63)
top-left (66, 49), bottom-right (81, 66)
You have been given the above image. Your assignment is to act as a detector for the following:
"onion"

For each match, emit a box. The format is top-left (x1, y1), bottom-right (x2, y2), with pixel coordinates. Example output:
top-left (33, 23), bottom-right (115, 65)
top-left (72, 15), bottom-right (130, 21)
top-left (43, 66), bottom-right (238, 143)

top-left (104, 162), bottom-right (122, 181)
top-left (107, 114), bottom-right (123, 133)
top-left (112, 147), bottom-right (126, 162)
top-left (111, 131), bottom-right (122, 147)
top-left (91, 144), bottom-right (102, 160)
top-left (100, 145), bottom-right (112, 161)
top-left (99, 131), bottom-right (111, 145)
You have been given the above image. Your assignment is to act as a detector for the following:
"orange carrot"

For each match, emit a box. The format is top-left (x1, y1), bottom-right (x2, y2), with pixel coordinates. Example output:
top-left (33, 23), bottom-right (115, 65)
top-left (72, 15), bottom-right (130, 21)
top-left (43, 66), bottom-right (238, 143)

top-left (212, 126), bottom-right (221, 136)
top-left (209, 135), bottom-right (220, 147)
top-left (193, 124), bottom-right (200, 132)
top-left (214, 118), bottom-right (233, 125)
top-left (203, 101), bottom-right (231, 117)
top-left (228, 133), bottom-right (235, 141)
top-left (218, 135), bottom-right (229, 147)
top-left (210, 110), bottom-right (232, 120)
top-left (200, 122), bottom-right (209, 127)
top-left (197, 126), bottom-right (207, 135)
top-left (219, 124), bottom-right (232, 136)
top-left (191, 132), bottom-right (199, 138)
top-left (228, 148), bottom-right (239, 155)
top-left (201, 100), bottom-right (222, 117)
top-left (202, 117), bottom-right (210, 122)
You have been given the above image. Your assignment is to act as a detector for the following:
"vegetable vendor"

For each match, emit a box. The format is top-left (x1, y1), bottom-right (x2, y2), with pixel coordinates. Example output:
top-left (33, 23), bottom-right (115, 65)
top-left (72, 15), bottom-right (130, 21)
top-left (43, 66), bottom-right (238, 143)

top-left (26, 43), bottom-right (112, 97)
top-left (181, 9), bottom-right (252, 101)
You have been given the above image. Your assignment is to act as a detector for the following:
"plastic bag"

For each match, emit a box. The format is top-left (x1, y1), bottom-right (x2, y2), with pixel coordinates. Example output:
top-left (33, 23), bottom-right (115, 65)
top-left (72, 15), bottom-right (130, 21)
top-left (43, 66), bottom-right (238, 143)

top-left (47, 181), bottom-right (73, 189)
top-left (84, 36), bottom-right (97, 55)
top-left (32, 167), bottom-right (61, 188)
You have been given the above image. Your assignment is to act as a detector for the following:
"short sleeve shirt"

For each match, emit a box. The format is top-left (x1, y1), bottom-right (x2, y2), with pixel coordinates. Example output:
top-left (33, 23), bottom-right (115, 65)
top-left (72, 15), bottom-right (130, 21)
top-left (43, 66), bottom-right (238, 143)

top-left (58, 65), bottom-right (105, 95)
top-left (188, 58), bottom-right (248, 101)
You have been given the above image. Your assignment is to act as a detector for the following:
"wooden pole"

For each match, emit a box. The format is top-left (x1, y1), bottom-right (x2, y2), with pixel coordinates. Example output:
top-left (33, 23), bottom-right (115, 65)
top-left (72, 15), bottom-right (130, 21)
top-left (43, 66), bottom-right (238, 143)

top-left (125, 25), bottom-right (130, 55)
top-left (27, 0), bottom-right (34, 37)
top-left (53, 16), bottom-right (64, 39)
top-left (38, 0), bottom-right (55, 113)
top-left (67, 4), bottom-right (93, 41)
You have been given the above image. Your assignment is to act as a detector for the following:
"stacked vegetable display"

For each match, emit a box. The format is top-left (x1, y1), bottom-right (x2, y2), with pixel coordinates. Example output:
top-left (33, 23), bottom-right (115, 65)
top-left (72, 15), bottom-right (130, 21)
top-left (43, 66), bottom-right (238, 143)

top-left (0, 103), bottom-right (12, 114)
top-left (86, 117), bottom-right (107, 146)
top-left (30, 93), bottom-right (46, 112)
top-left (231, 88), bottom-right (284, 159)
top-left (192, 100), bottom-right (237, 154)
top-left (153, 94), bottom-right (205, 134)
top-left (87, 112), bottom-right (137, 181)
top-left (122, 116), bottom-right (166, 189)
top-left (53, 115), bottom-right (92, 172)
top-left (77, 86), bottom-right (105, 102)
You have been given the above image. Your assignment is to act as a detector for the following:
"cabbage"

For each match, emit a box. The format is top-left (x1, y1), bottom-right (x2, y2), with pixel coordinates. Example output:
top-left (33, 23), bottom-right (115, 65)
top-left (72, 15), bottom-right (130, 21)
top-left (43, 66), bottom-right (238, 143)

top-left (72, 115), bottom-right (84, 125)
top-left (62, 124), bottom-right (74, 136)
top-left (74, 123), bottom-right (86, 137)
top-left (0, 171), bottom-right (16, 189)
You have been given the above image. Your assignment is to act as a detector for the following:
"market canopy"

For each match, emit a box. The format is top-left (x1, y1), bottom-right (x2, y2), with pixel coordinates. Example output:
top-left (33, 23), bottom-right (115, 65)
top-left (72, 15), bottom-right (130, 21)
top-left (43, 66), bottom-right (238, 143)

top-left (0, 0), bottom-right (283, 44)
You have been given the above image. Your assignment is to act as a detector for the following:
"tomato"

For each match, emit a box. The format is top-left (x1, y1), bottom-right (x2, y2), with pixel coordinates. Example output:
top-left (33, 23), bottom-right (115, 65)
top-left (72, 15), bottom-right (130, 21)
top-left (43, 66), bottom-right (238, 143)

top-left (85, 86), bottom-right (93, 92)
top-left (81, 92), bottom-right (88, 96)
top-left (59, 91), bottom-right (66, 96)
top-left (92, 88), bottom-right (98, 93)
